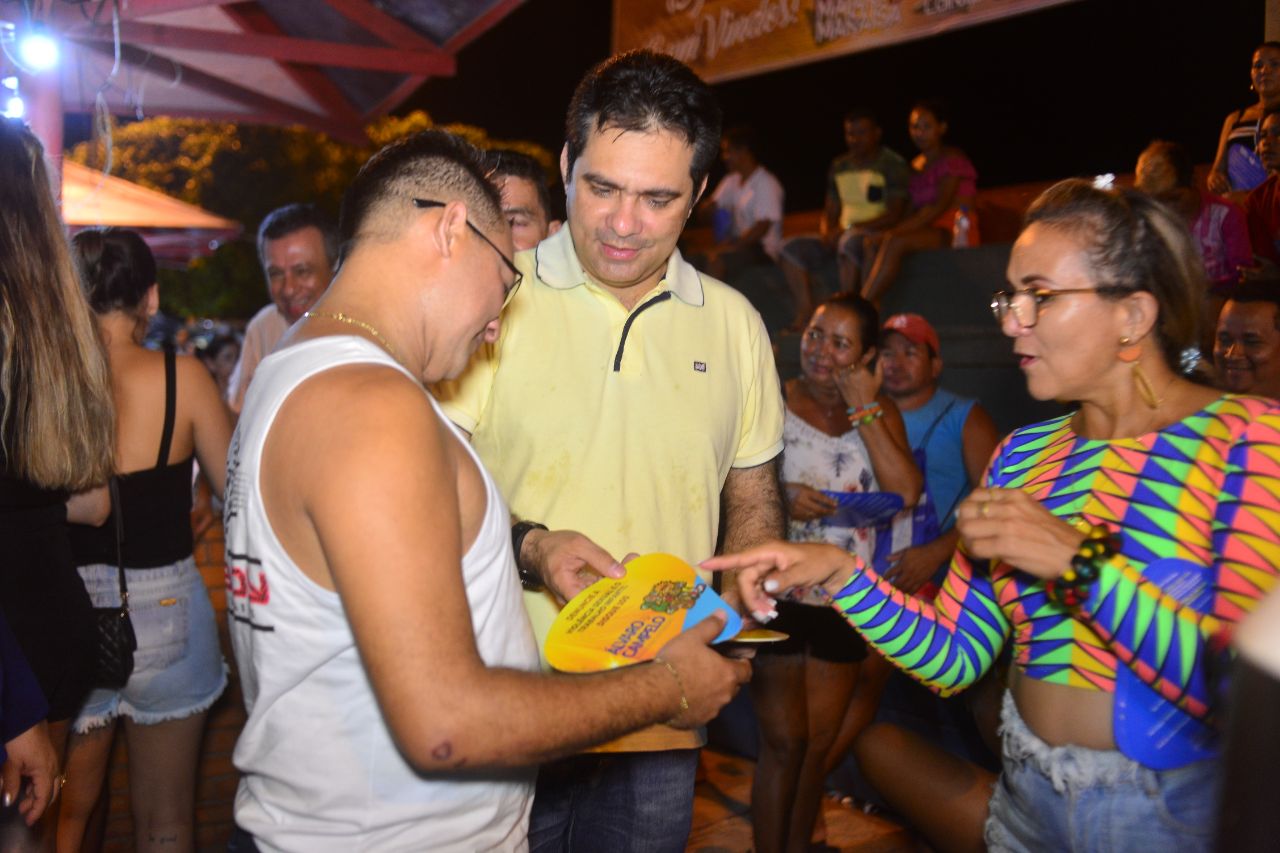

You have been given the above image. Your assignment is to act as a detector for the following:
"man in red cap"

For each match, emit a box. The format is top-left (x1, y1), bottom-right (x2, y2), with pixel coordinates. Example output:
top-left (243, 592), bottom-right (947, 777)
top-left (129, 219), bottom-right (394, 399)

top-left (878, 313), bottom-right (999, 593)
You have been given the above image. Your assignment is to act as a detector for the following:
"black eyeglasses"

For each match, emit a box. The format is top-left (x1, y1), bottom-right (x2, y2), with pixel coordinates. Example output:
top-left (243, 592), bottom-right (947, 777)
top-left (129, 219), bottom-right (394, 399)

top-left (990, 286), bottom-right (1123, 328)
top-left (413, 198), bottom-right (522, 308)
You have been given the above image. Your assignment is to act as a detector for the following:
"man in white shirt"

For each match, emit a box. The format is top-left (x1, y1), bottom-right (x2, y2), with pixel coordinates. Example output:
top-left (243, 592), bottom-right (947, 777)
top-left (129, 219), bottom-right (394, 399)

top-left (697, 125), bottom-right (785, 281)
top-left (223, 130), bottom-right (750, 852)
top-left (225, 204), bottom-right (339, 412)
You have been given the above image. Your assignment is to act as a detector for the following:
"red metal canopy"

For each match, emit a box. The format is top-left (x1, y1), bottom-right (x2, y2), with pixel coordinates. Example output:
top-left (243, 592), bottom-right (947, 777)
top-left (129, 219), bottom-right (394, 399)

top-left (14, 0), bottom-right (525, 144)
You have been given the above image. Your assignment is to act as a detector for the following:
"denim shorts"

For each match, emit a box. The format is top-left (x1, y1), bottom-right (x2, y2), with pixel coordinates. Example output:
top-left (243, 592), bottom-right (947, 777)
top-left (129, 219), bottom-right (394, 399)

top-left (72, 557), bottom-right (227, 733)
top-left (985, 691), bottom-right (1218, 852)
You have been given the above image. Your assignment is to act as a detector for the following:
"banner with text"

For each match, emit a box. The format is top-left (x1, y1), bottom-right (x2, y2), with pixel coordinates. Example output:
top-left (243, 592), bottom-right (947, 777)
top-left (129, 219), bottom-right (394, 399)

top-left (612, 0), bottom-right (1080, 83)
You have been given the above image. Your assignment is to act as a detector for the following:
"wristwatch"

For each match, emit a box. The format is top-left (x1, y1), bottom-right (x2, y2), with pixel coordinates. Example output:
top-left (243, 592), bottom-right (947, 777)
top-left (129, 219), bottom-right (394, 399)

top-left (511, 520), bottom-right (549, 591)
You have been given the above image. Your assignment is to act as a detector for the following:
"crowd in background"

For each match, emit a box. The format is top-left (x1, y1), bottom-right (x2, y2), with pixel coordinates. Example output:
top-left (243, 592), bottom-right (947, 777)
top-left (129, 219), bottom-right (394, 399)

top-left (2, 38), bottom-right (1280, 853)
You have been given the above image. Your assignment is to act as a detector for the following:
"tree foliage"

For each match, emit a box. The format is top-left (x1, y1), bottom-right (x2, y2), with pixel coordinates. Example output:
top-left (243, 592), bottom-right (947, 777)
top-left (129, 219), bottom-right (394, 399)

top-left (66, 112), bottom-right (555, 320)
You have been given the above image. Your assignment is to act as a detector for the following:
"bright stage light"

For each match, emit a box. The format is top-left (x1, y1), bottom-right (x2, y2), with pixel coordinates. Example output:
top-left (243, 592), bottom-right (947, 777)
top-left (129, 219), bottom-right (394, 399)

top-left (1, 76), bottom-right (17, 91)
top-left (3, 94), bottom-right (24, 119)
top-left (17, 29), bottom-right (59, 72)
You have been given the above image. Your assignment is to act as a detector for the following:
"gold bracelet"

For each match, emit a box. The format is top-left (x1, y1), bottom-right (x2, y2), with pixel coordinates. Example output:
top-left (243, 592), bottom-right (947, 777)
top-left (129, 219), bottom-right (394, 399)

top-left (653, 656), bottom-right (690, 722)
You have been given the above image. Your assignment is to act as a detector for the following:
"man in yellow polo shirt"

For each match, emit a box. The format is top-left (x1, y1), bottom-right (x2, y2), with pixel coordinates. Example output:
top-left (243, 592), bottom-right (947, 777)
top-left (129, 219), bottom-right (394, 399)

top-left (437, 50), bottom-right (785, 851)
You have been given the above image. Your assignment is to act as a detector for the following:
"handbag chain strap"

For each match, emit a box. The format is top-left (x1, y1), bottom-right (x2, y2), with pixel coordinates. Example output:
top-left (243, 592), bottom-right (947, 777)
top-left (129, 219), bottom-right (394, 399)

top-left (108, 476), bottom-right (129, 610)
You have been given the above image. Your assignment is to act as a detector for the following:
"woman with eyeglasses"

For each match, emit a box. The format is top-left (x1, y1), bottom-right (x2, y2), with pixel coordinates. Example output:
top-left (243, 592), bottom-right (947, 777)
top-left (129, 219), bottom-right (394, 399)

top-left (707, 179), bottom-right (1280, 850)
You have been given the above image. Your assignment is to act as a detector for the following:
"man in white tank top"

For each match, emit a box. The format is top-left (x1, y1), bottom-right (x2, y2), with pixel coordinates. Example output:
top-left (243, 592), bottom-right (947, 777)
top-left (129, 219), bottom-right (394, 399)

top-left (223, 131), bottom-right (751, 852)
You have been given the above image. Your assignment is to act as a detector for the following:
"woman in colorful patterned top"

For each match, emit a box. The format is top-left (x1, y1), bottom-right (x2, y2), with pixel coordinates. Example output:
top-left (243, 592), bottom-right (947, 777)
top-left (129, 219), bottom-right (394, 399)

top-left (861, 100), bottom-right (979, 304)
top-left (709, 180), bottom-right (1280, 851)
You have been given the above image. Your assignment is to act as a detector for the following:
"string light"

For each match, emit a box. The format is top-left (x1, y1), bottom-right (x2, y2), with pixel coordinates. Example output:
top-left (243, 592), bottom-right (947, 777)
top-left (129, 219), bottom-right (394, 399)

top-left (16, 24), bottom-right (58, 72)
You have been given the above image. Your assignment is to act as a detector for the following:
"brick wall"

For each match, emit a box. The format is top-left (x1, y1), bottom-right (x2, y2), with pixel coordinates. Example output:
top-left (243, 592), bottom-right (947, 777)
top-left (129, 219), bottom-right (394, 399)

top-left (102, 521), bottom-right (243, 852)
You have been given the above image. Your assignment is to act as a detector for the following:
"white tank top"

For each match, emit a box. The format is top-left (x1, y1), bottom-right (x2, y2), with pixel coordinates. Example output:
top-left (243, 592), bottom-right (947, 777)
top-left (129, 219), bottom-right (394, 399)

top-left (224, 336), bottom-right (539, 852)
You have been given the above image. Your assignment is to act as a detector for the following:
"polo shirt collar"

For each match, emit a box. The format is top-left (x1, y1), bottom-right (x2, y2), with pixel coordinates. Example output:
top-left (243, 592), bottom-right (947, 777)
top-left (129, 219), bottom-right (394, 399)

top-left (533, 226), bottom-right (705, 307)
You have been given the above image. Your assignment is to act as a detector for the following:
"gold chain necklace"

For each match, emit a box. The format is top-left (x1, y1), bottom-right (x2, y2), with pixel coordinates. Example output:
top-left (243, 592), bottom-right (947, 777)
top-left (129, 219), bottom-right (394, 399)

top-left (303, 311), bottom-right (398, 361)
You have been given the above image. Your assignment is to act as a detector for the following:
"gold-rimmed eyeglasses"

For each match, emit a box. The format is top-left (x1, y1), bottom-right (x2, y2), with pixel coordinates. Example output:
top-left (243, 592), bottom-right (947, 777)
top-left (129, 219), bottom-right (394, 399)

top-left (990, 286), bottom-right (1123, 328)
top-left (413, 198), bottom-right (522, 308)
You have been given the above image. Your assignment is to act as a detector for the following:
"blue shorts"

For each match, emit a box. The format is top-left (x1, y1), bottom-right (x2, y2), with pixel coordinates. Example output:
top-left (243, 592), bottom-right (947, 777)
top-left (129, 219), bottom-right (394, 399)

top-left (985, 691), bottom-right (1218, 852)
top-left (72, 558), bottom-right (227, 733)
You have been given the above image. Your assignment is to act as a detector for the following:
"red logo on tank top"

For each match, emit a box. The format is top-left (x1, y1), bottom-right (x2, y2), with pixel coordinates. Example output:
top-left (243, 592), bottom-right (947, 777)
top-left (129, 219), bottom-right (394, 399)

top-left (225, 563), bottom-right (270, 604)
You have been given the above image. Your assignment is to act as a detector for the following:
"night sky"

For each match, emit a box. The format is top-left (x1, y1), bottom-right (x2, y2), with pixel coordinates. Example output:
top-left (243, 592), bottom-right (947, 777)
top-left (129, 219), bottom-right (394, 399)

top-left (404, 0), bottom-right (1265, 211)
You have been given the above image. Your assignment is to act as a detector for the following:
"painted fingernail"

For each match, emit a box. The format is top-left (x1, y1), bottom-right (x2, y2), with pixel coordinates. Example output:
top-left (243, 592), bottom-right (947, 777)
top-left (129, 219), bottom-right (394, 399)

top-left (764, 579), bottom-right (779, 592)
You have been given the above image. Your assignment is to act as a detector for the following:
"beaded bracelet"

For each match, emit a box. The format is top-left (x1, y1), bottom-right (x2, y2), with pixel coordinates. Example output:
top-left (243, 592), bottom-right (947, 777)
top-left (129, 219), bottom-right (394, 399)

top-left (846, 401), bottom-right (884, 428)
top-left (1045, 523), bottom-right (1120, 608)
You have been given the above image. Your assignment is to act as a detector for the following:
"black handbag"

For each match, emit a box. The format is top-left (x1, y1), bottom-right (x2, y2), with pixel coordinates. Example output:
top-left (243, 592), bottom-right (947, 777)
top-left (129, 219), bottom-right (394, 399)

top-left (90, 477), bottom-right (137, 689)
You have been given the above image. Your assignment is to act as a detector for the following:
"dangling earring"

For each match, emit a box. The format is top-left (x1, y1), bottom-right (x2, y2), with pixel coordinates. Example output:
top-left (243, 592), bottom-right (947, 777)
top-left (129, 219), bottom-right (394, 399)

top-left (1119, 335), bottom-right (1160, 409)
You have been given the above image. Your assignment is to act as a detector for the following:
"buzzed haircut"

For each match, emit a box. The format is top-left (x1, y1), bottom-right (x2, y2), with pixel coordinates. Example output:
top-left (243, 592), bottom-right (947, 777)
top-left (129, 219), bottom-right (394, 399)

top-left (565, 49), bottom-right (722, 193)
top-left (340, 130), bottom-right (503, 262)
top-left (486, 148), bottom-right (555, 221)
top-left (257, 203), bottom-right (340, 268)
top-left (1226, 278), bottom-right (1280, 330)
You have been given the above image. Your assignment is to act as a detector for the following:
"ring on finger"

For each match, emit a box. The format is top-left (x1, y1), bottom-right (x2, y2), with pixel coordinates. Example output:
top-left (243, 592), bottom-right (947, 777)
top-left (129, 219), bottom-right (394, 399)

top-left (979, 501), bottom-right (990, 518)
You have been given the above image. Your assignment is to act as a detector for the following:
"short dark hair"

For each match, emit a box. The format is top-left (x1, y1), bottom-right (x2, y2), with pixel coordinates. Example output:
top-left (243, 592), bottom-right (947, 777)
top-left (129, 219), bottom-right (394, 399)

top-left (817, 293), bottom-right (880, 355)
top-left (1225, 279), bottom-right (1280, 330)
top-left (340, 129), bottom-right (503, 260)
top-left (257, 203), bottom-right (339, 268)
top-left (843, 108), bottom-right (879, 127)
top-left (565, 49), bottom-right (722, 193)
top-left (722, 125), bottom-right (760, 160)
top-left (1024, 179), bottom-right (1205, 372)
top-left (71, 228), bottom-right (157, 315)
top-left (486, 148), bottom-right (554, 220)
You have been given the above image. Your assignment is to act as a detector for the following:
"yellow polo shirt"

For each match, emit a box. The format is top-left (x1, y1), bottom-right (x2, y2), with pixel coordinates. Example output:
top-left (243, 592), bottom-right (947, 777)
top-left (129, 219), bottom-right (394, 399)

top-left (437, 227), bottom-right (784, 752)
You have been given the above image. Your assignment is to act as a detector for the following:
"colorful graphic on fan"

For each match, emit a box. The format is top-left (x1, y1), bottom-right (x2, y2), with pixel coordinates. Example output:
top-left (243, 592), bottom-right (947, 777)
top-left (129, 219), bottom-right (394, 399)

top-left (825, 395), bottom-right (1280, 767)
top-left (544, 553), bottom-right (743, 672)
top-left (641, 580), bottom-right (703, 613)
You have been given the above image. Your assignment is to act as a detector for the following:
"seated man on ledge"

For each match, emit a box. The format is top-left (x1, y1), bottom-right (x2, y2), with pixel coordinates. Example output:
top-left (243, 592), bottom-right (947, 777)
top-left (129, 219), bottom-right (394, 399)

top-left (694, 125), bottom-right (785, 283)
top-left (222, 130), bottom-right (749, 852)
